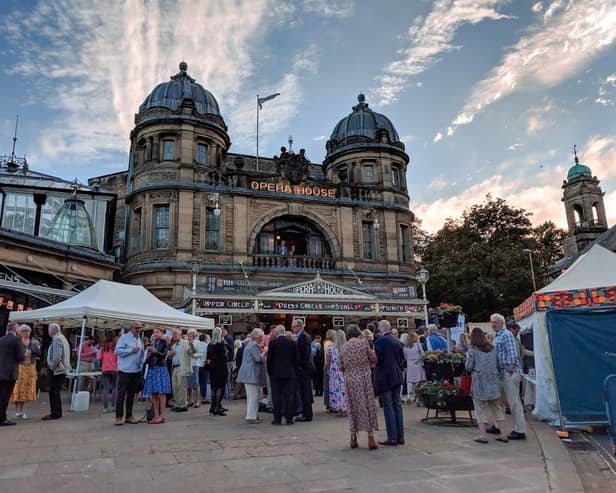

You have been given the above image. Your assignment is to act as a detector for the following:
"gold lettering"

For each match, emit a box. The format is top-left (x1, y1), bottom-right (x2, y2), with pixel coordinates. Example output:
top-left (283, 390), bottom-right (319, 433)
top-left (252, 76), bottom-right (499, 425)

top-left (284, 185), bottom-right (292, 193)
top-left (328, 189), bottom-right (336, 198)
top-left (275, 183), bottom-right (284, 192)
top-left (267, 183), bottom-right (275, 192)
top-left (295, 186), bottom-right (304, 194)
top-left (259, 182), bottom-right (268, 190)
top-left (250, 181), bottom-right (259, 190)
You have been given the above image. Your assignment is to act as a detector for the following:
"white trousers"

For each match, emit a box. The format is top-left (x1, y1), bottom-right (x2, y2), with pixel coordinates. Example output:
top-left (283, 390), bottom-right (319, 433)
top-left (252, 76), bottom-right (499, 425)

top-left (501, 372), bottom-right (526, 433)
top-left (245, 384), bottom-right (261, 420)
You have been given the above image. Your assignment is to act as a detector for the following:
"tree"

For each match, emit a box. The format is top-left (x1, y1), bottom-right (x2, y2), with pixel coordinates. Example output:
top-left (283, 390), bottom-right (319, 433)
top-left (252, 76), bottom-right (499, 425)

top-left (420, 196), bottom-right (565, 322)
top-left (529, 221), bottom-right (568, 286)
top-left (411, 218), bottom-right (431, 263)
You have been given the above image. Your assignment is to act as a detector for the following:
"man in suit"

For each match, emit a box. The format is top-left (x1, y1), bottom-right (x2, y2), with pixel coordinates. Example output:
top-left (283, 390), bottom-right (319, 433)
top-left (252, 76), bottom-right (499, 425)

top-left (292, 318), bottom-right (314, 422)
top-left (44, 323), bottom-right (72, 420)
top-left (0, 321), bottom-right (25, 426)
top-left (374, 319), bottom-right (405, 446)
top-left (267, 325), bottom-right (299, 425)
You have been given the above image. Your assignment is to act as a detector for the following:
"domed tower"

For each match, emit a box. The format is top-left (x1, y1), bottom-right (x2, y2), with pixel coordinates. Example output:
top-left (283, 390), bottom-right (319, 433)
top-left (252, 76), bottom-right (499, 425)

top-left (124, 62), bottom-right (230, 302)
top-left (324, 94), bottom-right (409, 206)
top-left (562, 145), bottom-right (608, 254)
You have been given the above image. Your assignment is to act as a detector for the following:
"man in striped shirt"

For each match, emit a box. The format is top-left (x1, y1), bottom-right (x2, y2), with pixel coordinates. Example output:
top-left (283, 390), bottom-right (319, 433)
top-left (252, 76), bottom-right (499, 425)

top-left (488, 313), bottom-right (527, 440)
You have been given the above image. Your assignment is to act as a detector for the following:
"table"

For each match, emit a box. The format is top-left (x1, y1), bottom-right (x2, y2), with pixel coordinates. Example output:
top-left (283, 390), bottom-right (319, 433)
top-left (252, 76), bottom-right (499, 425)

top-left (67, 371), bottom-right (103, 401)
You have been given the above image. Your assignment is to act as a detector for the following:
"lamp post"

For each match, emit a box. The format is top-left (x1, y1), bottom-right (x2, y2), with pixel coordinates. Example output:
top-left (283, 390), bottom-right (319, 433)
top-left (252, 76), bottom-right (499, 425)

top-left (416, 267), bottom-right (430, 326)
top-left (522, 249), bottom-right (537, 292)
top-left (190, 260), bottom-right (200, 316)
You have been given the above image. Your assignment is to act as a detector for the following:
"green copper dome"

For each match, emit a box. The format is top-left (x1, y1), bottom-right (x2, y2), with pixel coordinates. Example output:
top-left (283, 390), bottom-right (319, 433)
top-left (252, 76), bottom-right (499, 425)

top-left (566, 146), bottom-right (592, 181)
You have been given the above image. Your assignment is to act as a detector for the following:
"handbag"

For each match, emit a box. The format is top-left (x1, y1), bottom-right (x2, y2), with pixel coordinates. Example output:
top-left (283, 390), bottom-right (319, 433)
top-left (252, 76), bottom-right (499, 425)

top-left (459, 373), bottom-right (472, 396)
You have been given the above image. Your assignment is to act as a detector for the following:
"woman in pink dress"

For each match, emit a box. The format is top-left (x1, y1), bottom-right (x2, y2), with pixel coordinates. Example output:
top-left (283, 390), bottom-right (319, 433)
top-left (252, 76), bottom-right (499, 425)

top-left (340, 324), bottom-right (379, 450)
top-left (403, 332), bottom-right (426, 403)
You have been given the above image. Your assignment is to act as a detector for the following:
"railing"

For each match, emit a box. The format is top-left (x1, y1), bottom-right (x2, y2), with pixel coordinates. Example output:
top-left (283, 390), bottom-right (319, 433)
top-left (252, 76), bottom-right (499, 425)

top-left (252, 254), bottom-right (336, 270)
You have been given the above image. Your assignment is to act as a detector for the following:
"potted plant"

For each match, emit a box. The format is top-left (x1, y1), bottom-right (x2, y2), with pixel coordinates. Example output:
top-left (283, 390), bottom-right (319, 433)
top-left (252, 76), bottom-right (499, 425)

top-left (415, 380), bottom-right (474, 412)
top-left (420, 350), bottom-right (466, 381)
top-left (432, 303), bottom-right (463, 328)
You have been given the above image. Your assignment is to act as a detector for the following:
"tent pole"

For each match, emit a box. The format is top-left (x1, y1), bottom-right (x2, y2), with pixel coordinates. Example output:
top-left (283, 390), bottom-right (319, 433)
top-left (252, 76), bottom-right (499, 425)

top-left (71, 316), bottom-right (87, 409)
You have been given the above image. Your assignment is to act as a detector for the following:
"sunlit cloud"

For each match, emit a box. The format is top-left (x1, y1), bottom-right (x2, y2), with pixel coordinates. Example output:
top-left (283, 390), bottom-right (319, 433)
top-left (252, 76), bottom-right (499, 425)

top-left (447, 0), bottom-right (616, 136)
top-left (374, 0), bottom-right (512, 105)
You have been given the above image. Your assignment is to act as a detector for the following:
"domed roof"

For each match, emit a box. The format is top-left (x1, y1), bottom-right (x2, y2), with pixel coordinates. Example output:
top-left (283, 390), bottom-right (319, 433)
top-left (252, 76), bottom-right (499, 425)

top-left (330, 94), bottom-right (400, 143)
top-left (567, 146), bottom-right (592, 181)
top-left (44, 197), bottom-right (98, 249)
top-left (139, 62), bottom-right (221, 116)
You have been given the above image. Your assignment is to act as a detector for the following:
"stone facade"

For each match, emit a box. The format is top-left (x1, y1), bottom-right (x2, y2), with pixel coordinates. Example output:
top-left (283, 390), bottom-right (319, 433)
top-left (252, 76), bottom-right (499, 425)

top-left (89, 64), bottom-right (421, 333)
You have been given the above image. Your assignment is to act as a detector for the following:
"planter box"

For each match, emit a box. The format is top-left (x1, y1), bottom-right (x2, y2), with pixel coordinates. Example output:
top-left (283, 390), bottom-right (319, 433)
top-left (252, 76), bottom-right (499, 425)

top-left (420, 394), bottom-right (474, 412)
top-left (438, 311), bottom-right (460, 328)
top-left (423, 361), bottom-right (465, 381)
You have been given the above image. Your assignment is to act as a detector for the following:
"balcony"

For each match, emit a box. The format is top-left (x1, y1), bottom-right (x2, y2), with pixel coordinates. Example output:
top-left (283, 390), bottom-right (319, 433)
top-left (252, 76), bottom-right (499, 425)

top-left (252, 254), bottom-right (336, 271)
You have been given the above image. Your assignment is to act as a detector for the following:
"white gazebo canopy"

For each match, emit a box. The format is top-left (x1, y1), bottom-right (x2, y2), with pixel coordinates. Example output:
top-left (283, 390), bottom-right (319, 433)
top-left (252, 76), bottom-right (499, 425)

top-left (9, 279), bottom-right (214, 331)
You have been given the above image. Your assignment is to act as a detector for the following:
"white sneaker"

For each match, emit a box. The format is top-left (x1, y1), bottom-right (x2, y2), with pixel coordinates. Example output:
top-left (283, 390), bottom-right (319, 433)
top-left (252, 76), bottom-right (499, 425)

top-left (15, 411), bottom-right (22, 418)
top-left (21, 412), bottom-right (28, 419)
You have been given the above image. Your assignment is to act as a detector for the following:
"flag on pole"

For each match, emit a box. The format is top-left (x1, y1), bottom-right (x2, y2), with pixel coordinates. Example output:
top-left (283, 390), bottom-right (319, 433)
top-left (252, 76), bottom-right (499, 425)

top-left (258, 93), bottom-right (280, 109)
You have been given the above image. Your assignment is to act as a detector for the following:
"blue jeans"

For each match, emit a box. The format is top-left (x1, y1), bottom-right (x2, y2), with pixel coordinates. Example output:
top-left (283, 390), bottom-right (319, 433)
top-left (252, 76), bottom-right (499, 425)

top-left (380, 385), bottom-right (404, 442)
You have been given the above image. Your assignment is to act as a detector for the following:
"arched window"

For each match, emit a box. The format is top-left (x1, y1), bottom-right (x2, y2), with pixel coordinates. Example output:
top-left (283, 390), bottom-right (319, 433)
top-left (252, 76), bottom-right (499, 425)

top-left (592, 203), bottom-right (600, 225)
top-left (573, 204), bottom-right (584, 227)
top-left (254, 215), bottom-right (332, 258)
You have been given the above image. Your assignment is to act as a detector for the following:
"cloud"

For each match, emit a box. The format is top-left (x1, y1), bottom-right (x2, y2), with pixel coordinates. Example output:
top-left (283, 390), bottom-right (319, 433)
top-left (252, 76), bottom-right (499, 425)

top-left (302, 0), bottom-right (355, 18)
top-left (527, 116), bottom-right (544, 134)
top-left (596, 72), bottom-right (616, 106)
top-left (507, 143), bottom-right (523, 150)
top-left (433, 132), bottom-right (443, 143)
top-left (531, 2), bottom-right (543, 13)
top-left (581, 134), bottom-right (616, 180)
top-left (313, 135), bottom-right (327, 141)
top-left (429, 176), bottom-right (448, 191)
top-left (374, 0), bottom-right (512, 105)
top-left (448, 0), bottom-right (616, 136)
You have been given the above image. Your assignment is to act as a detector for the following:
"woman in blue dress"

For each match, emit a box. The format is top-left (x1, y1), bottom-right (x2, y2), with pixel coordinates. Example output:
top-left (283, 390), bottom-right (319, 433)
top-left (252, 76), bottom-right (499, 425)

top-left (143, 328), bottom-right (171, 424)
top-left (326, 329), bottom-right (348, 415)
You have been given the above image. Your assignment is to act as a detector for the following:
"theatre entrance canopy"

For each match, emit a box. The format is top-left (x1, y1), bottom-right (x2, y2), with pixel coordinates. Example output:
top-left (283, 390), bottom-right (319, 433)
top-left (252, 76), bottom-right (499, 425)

top-left (186, 273), bottom-right (426, 317)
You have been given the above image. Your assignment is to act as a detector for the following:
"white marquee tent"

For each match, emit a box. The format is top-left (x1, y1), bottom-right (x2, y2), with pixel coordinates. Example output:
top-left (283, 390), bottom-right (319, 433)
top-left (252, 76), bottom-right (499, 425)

top-left (9, 279), bottom-right (214, 330)
top-left (515, 244), bottom-right (616, 425)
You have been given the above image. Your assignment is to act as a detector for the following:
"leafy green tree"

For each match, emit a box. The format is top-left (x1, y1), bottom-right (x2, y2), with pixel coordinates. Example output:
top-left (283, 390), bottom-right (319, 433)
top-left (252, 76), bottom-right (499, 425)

top-left (420, 196), bottom-right (565, 321)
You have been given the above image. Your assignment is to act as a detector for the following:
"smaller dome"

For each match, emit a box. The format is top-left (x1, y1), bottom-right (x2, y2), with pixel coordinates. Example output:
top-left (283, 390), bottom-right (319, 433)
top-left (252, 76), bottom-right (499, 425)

top-left (45, 197), bottom-right (98, 249)
top-left (330, 94), bottom-right (400, 143)
top-left (566, 146), bottom-right (592, 181)
top-left (139, 62), bottom-right (221, 116)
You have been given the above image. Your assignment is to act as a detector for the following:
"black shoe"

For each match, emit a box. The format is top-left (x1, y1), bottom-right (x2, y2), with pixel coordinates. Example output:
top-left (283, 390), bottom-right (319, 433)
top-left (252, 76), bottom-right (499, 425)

top-left (507, 431), bottom-right (526, 440)
top-left (378, 440), bottom-right (398, 446)
top-left (0, 420), bottom-right (16, 426)
top-left (486, 425), bottom-right (501, 434)
top-left (398, 439), bottom-right (405, 445)
top-left (41, 415), bottom-right (61, 420)
top-left (172, 407), bottom-right (188, 412)
top-left (286, 419), bottom-right (295, 425)
top-left (271, 420), bottom-right (282, 425)
top-left (295, 416), bottom-right (312, 422)
top-left (220, 407), bottom-right (229, 412)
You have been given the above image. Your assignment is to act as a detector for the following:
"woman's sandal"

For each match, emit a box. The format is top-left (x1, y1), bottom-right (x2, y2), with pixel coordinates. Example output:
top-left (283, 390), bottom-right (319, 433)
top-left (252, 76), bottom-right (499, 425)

top-left (473, 436), bottom-right (489, 444)
top-left (495, 437), bottom-right (509, 443)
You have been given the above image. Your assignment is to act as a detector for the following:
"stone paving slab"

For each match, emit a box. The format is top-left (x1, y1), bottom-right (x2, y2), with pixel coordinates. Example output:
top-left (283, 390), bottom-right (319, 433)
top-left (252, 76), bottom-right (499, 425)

top-left (0, 397), bottom-right (579, 492)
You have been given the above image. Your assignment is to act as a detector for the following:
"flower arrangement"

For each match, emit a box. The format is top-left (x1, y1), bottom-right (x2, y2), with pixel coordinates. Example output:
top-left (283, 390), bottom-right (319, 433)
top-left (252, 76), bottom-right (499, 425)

top-left (415, 380), bottom-right (460, 408)
top-left (430, 303), bottom-right (464, 316)
top-left (420, 350), bottom-right (465, 365)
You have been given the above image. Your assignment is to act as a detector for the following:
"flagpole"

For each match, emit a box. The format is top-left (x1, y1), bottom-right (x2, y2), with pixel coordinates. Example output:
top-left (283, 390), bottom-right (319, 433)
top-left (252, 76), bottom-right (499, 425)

top-left (256, 94), bottom-right (260, 172)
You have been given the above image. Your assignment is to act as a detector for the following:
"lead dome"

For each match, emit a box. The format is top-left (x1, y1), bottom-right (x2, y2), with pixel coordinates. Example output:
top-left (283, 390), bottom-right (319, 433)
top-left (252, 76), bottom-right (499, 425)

top-left (328, 94), bottom-right (400, 146)
top-left (139, 62), bottom-right (221, 116)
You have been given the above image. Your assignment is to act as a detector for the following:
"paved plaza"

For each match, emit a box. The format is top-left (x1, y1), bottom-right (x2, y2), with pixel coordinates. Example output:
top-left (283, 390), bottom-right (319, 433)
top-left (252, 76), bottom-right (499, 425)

top-left (0, 397), bottom-right (585, 493)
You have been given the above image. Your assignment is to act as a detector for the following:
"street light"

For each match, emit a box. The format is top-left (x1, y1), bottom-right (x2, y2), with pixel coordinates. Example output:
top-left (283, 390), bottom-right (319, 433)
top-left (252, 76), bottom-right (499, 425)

top-left (189, 260), bottom-right (200, 316)
top-left (522, 249), bottom-right (537, 292)
top-left (416, 267), bottom-right (430, 326)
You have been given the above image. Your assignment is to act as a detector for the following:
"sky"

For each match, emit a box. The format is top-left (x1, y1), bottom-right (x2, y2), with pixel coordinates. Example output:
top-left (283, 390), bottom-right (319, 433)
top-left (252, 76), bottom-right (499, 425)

top-left (1, 0), bottom-right (616, 233)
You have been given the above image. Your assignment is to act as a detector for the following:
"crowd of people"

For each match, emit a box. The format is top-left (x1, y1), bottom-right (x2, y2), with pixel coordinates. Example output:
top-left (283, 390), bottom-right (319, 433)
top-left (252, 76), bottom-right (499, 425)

top-left (0, 313), bottom-right (531, 450)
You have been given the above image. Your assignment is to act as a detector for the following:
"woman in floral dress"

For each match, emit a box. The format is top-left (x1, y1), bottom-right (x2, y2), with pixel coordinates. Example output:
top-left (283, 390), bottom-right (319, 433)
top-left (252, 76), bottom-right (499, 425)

top-left (11, 325), bottom-right (40, 419)
top-left (340, 324), bottom-right (379, 450)
top-left (326, 329), bottom-right (347, 415)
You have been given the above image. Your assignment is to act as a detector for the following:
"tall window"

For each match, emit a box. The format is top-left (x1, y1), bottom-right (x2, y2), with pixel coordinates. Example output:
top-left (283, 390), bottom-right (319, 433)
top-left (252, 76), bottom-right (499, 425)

top-left (196, 143), bottom-right (208, 165)
top-left (2, 192), bottom-right (36, 234)
top-left (133, 208), bottom-right (142, 252)
top-left (392, 167), bottom-right (400, 187)
top-left (205, 207), bottom-right (221, 251)
top-left (363, 164), bottom-right (375, 183)
top-left (152, 205), bottom-right (170, 249)
top-left (362, 221), bottom-right (376, 260)
top-left (400, 224), bottom-right (410, 263)
top-left (162, 140), bottom-right (175, 161)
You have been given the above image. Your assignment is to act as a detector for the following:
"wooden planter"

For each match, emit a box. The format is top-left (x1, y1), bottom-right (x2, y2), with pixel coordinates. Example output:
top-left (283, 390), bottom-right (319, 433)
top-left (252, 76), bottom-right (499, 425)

top-left (420, 394), bottom-right (474, 412)
top-left (438, 311), bottom-right (460, 328)
top-left (423, 361), bottom-right (465, 381)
